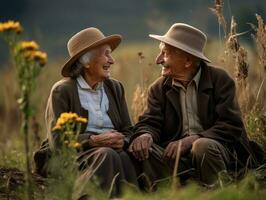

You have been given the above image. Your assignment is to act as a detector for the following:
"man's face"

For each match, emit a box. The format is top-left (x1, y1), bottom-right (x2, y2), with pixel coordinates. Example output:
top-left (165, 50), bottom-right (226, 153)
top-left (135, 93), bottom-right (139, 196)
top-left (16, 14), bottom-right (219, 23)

top-left (155, 42), bottom-right (188, 78)
top-left (85, 44), bottom-right (114, 81)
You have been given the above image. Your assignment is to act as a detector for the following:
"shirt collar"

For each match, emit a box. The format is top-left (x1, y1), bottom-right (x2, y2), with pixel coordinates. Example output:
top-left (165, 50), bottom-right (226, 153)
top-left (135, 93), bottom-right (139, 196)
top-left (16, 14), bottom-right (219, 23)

top-left (77, 75), bottom-right (103, 91)
top-left (172, 67), bottom-right (202, 90)
top-left (193, 67), bottom-right (202, 88)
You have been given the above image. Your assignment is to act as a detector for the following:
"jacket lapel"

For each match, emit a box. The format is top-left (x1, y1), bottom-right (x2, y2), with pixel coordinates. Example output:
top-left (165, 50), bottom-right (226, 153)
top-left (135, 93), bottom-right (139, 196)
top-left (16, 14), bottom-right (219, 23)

top-left (103, 81), bottom-right (121, 129)
top-left (164, 78), bottom-right (182, 127)
top-left (197, 62), bottom-right (213, 128)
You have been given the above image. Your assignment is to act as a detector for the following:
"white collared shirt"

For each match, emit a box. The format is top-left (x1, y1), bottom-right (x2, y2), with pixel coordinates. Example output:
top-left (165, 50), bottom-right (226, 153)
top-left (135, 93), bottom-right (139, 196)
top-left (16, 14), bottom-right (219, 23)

top-left (172, 67), bottom-right (204, 136)
top-left (76, 75), bottom-right (114, 133)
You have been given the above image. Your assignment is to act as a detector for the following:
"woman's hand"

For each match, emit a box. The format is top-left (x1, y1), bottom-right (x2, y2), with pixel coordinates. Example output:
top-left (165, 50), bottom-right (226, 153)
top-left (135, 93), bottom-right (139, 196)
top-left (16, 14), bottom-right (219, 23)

top-left (89, 130), bottom-right (125, 149)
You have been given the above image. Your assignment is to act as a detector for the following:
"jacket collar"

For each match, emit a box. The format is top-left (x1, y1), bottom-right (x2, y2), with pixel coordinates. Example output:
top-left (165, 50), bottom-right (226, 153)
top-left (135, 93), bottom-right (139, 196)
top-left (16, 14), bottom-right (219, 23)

top-left (198, 61), bottom-right (213, 92)
top-left (163, 61), bottom-right (213, 92)
top-left (65, 78), bottom-right (120, 132)
top-left (163, 61), bottom-right (214, 130)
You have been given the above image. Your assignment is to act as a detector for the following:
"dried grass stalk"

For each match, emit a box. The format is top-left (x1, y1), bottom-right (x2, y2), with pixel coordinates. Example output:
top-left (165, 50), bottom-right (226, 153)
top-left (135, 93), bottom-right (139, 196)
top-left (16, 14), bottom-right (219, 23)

top-left (131, 85), bottom-right (148, 123)
top-left (225, 17), bottom-right (249, 113)
top-left (254, 14), bottom-right (266, 73)
top-left (210, 0), bottom-right (227, 38)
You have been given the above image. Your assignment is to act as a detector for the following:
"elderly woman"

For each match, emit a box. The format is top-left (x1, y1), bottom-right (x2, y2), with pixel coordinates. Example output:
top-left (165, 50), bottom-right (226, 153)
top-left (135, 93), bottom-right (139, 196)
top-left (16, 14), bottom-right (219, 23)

top-left (34, 27), bottom-right (137, 197)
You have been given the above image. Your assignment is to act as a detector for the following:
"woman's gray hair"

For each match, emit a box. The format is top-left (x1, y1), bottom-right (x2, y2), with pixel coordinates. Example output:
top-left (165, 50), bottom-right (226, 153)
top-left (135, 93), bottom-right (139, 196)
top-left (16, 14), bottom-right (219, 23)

top-left (79, 51), bottom-right (94, 65)
top-left (68, 50), bottom-right (96, 78)
top-left (68, 61), bottom-right (84, 78)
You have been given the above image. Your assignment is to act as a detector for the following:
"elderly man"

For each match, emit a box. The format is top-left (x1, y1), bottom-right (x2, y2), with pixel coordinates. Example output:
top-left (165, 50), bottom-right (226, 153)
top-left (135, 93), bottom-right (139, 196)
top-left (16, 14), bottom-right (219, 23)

top-left (129, 23), bottom-right (262, 186)
top-left (34, 27), bottom-right (137, 197)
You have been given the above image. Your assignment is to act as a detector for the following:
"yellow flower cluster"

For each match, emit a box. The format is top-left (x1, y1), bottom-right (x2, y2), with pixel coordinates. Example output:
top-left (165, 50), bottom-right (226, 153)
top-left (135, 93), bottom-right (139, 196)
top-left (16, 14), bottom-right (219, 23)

top-left (24, 50), bottom-right (48, 66)
top-left (17, 40), bottom-right (47, 66)
top-left (19, 41), bottom-right (39, 51)
top-left (0, 20), bottom-right (23, 33)
top-left (52, 112), bottom-right (88, 131)
top-left (64, 140), bottom-right (81, 149)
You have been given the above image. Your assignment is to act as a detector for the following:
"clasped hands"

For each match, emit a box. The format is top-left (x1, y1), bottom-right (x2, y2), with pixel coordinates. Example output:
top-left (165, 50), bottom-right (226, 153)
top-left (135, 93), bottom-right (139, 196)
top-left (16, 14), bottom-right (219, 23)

top-left (88, 130), bottom-right (125, 150)
top-left (128, 133), bottom-right (200, 161)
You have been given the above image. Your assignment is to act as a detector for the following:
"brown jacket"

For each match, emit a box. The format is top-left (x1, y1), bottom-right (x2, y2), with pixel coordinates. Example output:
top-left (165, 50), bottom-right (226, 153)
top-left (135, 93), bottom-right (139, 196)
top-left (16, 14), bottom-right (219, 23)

top-left (132, 62), bottom-right (262, 167)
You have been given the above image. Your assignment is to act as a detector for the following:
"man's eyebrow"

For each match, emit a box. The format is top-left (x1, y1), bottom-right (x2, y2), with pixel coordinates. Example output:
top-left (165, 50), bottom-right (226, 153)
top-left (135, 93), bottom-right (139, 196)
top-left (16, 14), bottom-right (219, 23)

top-left (105, 48), bottom-right (112, 53)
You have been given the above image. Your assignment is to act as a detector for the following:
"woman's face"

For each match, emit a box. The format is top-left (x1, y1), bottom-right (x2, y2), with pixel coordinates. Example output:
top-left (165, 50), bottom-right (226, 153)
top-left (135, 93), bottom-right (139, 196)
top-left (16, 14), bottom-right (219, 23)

top-left (84, 44), bottom-right (115, 81)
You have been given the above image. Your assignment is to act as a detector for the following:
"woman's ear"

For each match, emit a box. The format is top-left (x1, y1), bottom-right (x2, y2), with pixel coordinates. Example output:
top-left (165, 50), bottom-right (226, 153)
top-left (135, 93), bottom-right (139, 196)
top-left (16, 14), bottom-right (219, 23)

top-left (83, 63), bottom-right (90, 69)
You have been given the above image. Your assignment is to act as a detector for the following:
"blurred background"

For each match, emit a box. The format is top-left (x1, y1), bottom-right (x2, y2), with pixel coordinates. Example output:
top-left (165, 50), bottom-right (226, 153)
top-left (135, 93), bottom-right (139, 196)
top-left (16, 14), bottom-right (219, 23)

top-left (1, 0), bottom-right (265, 60)
top-left (0, 0), bottom-right (265, 164)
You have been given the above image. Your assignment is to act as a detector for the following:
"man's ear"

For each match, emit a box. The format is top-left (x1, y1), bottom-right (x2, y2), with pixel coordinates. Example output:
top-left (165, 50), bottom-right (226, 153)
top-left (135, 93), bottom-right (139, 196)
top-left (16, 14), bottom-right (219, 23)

top-left (185, 58), bottom-right (193, 68)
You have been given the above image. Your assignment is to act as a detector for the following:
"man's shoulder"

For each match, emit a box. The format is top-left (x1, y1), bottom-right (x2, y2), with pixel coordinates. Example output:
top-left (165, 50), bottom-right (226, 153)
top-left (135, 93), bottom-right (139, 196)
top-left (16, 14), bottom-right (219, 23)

top-left (149, 76), bottom-right (168, 90)
top-left (205, 62), bottom-right (234, 82)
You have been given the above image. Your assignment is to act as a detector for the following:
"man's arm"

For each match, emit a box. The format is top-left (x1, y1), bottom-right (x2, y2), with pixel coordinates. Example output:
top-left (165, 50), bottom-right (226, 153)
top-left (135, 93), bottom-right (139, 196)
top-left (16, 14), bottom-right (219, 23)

top-left (129, 79), bottom-right (165, 160)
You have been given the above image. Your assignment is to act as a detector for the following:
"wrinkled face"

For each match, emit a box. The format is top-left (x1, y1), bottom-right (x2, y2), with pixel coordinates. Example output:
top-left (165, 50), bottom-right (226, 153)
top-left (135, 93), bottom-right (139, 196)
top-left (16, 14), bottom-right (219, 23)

top-left (84, 44), bottom-right (114, 81)
top-left (155, 42), bottom-right (188, 78)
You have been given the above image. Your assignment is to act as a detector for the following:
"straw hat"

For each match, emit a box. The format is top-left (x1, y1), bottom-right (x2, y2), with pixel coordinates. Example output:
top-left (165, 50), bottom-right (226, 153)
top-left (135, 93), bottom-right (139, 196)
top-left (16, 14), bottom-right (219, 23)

top-left (149, 23), bottom-right (210, 62)
top-left (62, 27), bottom-right (122, 77)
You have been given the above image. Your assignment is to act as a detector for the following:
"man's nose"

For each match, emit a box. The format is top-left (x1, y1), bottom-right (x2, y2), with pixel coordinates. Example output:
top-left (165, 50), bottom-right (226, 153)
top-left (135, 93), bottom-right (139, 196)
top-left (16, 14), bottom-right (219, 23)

top-left (156, 53), bottom-right (163, 65)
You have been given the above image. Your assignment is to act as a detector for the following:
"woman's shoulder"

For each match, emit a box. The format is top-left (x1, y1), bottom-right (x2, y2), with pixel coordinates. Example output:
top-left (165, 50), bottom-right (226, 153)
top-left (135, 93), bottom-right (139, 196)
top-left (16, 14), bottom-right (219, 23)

top-left (104, 78), bottom-right (122, 85)
top-left (104, 78), bottom-right (125, 97)
top-left (104, 78), bottom-right (124, 89)
top-left (50, 78), bottom-right (76, 93)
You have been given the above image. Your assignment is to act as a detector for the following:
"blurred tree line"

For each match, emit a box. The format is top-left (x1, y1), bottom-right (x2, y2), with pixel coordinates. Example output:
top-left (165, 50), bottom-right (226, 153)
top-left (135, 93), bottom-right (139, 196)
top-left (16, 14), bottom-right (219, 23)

top-left (0, 0), bottom-right (265, 64)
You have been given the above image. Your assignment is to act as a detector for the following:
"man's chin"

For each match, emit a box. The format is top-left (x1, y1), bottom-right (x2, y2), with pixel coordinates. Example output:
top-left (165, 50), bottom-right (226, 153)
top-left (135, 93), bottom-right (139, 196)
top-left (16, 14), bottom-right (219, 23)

top-left (103, 75), bottom-right (110, 79)
top-left (161, 72), bottom-right (171, 77)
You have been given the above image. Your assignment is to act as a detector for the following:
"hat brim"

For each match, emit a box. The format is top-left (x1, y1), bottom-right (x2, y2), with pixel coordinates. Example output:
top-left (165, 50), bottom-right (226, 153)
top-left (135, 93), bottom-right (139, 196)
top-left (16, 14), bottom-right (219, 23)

top-left (149, 34), bottom-right (211, 63)
top-left (61, 34), bottom-right (122, 77)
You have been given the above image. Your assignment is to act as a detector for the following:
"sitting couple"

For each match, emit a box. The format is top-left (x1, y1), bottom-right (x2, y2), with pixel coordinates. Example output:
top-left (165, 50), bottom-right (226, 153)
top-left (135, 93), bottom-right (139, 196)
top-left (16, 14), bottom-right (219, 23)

top-left (34, 23), bottom-right (265, 197)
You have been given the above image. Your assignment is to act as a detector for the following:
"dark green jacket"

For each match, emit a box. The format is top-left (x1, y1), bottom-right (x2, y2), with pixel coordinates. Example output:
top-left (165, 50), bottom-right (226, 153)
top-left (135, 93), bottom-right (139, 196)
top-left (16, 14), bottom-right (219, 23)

top-left (34, 77), bottom-right (132, 176)
top-left (45, 77), bottom-right (132, 140)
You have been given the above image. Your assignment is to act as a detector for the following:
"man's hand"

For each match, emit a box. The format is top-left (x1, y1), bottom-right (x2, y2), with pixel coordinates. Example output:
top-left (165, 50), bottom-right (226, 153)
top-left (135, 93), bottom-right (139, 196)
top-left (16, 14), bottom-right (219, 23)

top-left (89, 130), bottom-right (125, 150)
top-left (128, 133), bottom-right (153, 161)
top-left (163, 135), bottom-right (200, 160)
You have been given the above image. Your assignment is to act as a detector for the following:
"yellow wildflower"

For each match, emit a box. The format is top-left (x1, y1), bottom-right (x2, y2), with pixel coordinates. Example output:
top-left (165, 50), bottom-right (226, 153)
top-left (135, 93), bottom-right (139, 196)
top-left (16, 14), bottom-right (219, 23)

top-left (56, 117), bottom-right (67, 127)
top-left (76, 117), bottom-right (88, 124)
top-left (24, 50), bottom-right (47, 66)
top-left (59, 112), bottom-right (78, 122)
top-left (54, 112), bottom-right (87, 135)
top-left (19, 41), bottom-right (39, 52)
top-left (52, 125), bottom-right (62, 131)
top-left (0, 20), bottom-right (23, 34)
top-left (69, 112), bottom-right (78, 121)
top-left (68, 142), bottom-right (81, 149)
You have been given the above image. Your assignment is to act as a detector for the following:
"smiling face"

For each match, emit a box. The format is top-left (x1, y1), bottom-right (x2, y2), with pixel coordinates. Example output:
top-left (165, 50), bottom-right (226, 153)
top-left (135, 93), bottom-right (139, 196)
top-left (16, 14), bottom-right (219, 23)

top-left (155, 42), bottom-right (189, 78)
top-left (83, 44), bottom-right (114, 82)
top-left (155, 42), bottom-right (201, 82)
